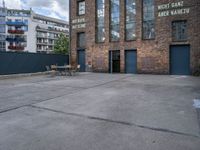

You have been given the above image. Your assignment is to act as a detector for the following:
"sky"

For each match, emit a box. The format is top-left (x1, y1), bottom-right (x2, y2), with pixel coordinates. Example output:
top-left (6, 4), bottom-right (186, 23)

top-left (2, 0), bottom-right (69, 21)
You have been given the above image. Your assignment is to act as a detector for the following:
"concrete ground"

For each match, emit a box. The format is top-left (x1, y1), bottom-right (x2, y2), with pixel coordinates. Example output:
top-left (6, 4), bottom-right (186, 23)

top-left (0, 73), bottom-right (200, 150)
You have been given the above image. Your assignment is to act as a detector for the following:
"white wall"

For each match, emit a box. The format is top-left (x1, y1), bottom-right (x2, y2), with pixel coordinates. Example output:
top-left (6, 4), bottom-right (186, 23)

top-left (27, 17), bottom-right (37, 53)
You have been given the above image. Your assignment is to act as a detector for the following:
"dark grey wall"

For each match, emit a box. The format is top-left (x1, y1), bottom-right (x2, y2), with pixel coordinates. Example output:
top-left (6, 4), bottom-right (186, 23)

top-left (0, 52), bottom-right (69, 75)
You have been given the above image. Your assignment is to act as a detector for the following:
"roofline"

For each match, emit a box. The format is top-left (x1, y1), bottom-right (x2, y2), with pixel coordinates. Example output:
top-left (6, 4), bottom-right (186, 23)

top-left (33, 13), bottom-right (68, 25)
top-left (7, 8), bottom-right (31, 13)
top-left (6, 8), bottom-right (68, 25)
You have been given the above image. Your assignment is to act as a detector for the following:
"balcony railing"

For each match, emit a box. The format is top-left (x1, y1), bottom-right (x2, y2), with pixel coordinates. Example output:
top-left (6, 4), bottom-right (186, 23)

top-left (37, 41), bottom-right (48, 44)
top-left (36, 34), bottom-right (48, 38)
top-left (6, 21), bottom-right (26, 26)
top-left (8, 45), bottom-right (25, 51)
top-left (6, 37), bottom-right (26, 42)
top-left (37, 34), bottom-right (58, 39)
top-left (36, 26), bottom-right (68, 33)
top-left (8, 30), bottom-right (24, 34)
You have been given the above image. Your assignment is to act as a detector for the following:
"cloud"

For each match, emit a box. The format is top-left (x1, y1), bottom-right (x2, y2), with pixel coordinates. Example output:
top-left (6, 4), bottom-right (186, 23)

top-left (25, 0), bottom-right (69, 21)
top-left (4, 0), bottom-right (24, 9)
top-left (3, 0), bottom-right (69, 21)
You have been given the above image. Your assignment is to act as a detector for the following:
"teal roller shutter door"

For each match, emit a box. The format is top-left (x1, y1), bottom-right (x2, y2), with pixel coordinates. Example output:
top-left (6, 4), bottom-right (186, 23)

top-left (125, 50), bottom-right (137, 74)
top-left (170, 45), bottom-right (190, 75)
top-left (77, 50), bottom-right (86, 72)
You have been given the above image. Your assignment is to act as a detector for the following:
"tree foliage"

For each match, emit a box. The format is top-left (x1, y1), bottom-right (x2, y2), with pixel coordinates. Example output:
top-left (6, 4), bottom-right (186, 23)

top-left (54, 33), bottom-right (69, 55)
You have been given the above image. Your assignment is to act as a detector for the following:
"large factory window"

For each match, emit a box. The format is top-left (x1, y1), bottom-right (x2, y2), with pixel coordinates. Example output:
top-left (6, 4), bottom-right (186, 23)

top-left (125, 0), bottom-right (136, 41)
top-left (142, 0), bottom-right (155, 39)
top-left (172, 20), bottom-right (187, 41)
top-left (77, 0), bottom-right (85, 16)
top-left (96, 0), bottom-right (105, 43)
top-left (110, 0), bottom-right (120, 42)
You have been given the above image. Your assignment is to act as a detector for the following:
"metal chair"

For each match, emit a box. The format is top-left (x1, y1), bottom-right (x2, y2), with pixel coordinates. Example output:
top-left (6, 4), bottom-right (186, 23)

top-left (71, 65), bottom-right (80, 76)
top-left (50, 65), bottom-right (58, 76)
top-left (45, 65), bottom-right (55, 77)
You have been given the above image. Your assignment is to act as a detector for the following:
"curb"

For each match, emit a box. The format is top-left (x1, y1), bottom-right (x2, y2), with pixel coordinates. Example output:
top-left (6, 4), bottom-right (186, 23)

top-left (0, 72), bottom-right (47, 80)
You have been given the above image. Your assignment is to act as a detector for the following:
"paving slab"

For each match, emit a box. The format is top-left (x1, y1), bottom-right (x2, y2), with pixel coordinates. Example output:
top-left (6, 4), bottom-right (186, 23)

top-left (0, 106), bottom-right (199, 150)
top-left (34, 74), bottom-right (200, 137)
top-left (0, 73), bottom-right (200, 150)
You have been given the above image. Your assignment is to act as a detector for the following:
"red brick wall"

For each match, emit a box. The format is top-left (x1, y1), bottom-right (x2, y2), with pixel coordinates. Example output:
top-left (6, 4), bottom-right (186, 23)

top-left (70, 0), bottom-right (200, 74)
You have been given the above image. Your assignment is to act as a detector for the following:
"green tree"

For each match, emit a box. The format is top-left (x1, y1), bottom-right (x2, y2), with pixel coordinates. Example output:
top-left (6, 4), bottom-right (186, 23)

top-left (54, 33), bottom-right (69, 54)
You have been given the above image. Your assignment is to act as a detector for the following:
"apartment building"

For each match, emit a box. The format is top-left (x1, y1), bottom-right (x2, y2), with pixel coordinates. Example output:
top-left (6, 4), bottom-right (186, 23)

top-left (0, 2), bottom-right (6, 51)
top-left (6, 9), bottom-right (32, 52)
top-left (0, 3), bottom-right (68, 53)
top-left (33, 13), bottom-right (69, 53)
top-left (70, 0), bottom-right (200, 75)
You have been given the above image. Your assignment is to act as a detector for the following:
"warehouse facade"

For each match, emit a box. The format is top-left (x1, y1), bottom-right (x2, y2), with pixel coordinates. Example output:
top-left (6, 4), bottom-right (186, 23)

top-left (70, 0), bottom-right (200, 75)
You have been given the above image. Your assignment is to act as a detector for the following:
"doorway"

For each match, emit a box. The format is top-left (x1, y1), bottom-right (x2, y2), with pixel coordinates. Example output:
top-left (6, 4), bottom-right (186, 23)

top-left (109, 50), bottom-right (120, 73)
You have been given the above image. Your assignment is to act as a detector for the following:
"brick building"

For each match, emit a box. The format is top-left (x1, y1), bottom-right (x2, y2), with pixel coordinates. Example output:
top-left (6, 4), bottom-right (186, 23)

top-left (70, 0), bottom-right (200, 75)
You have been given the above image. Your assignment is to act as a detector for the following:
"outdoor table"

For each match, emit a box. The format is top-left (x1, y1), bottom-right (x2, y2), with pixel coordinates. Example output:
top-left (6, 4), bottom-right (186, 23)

top-left (56, 65), bottom-right (73, 76)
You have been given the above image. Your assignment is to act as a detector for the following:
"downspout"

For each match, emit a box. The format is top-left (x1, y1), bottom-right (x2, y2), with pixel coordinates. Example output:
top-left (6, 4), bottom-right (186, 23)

top-left (68, 0), bottom-right (72, 65)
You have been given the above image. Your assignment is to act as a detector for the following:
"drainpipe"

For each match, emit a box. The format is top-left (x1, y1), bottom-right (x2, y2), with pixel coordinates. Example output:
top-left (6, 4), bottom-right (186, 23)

top-left (110, 51), bottom-right (113, 73)
top-left (68, 0), bottom-right (72, 65)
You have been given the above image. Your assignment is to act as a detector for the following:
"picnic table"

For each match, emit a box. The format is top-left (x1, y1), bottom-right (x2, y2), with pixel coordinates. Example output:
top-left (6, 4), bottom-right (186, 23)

top-left (50, 65), bottom-right (80, 76)
top-left (54, 65), bottom-right (72, 76)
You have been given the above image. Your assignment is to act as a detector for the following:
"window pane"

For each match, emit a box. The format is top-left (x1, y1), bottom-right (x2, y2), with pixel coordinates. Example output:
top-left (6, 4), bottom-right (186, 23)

top-left (0, 35), bottom-right (5, 40)
top-left (143, 21), bottom-right (155, 39)
top-left (172, 21), bottom-right (187, 41)
top-left (96, 0), bottom-right (105, 42)
top-left (111, 24), bottom-right (120, 41)
top-left (125, 0), bottom-right (136, 40)
top-left (110, 0), bottom-right (120, 41)
top-left (0, 41), bottom-right (6, 51)
top-left (0, 25), bottom-right (5, 33)
top-left (142, 0), bottom-right (155, 39)
top-left (78, 1), bottom-right (85, 15)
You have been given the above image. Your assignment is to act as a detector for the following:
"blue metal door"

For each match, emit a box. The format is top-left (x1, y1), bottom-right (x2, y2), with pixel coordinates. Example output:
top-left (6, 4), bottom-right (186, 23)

top-left (77, 50), bottom-right (85, 72)
top-left (170, 45), bottom-right (190, 75)
top-left (125, 50), bottom-right (137, 74)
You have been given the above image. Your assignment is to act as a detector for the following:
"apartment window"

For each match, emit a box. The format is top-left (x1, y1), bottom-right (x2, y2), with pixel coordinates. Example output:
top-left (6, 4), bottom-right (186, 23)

top-left (77, 32), bottom-right (86, 48)
top-left (15, 19), bottom-right (22, 22)
top-left (110, 0), bottom-right (120, 42)
top-left (0, 17), bottom-right (5, 24)
top-left (24, 20), bottom-right (28, 25)
top-left (0, 8), bottom-right (6, 14)
top-left (125, 0), bottom-right (136, 41)
top-left (0, 25), bottom-right (5, 33)
top-left (78, 0), bottom-right (85, 15)
top-left (172, 21), bottom-right (187, 41)
top-left (8, 26), bottom-right (12, 30)
top-left (142, 0), bottom-right (155, 39)
top-left (0, 41), bottom-right (5, 50)
top-left (96, 0), bottom-right (105, 43)
top-left (0, 35), bottom-right (5, 40)
top-left (23, 26), bottom-right (28, 31)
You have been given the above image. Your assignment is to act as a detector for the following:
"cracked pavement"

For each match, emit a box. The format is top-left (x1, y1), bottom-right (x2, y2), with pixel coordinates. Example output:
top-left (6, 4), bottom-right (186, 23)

top-left (0, 73), bottom-right (200, 150)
